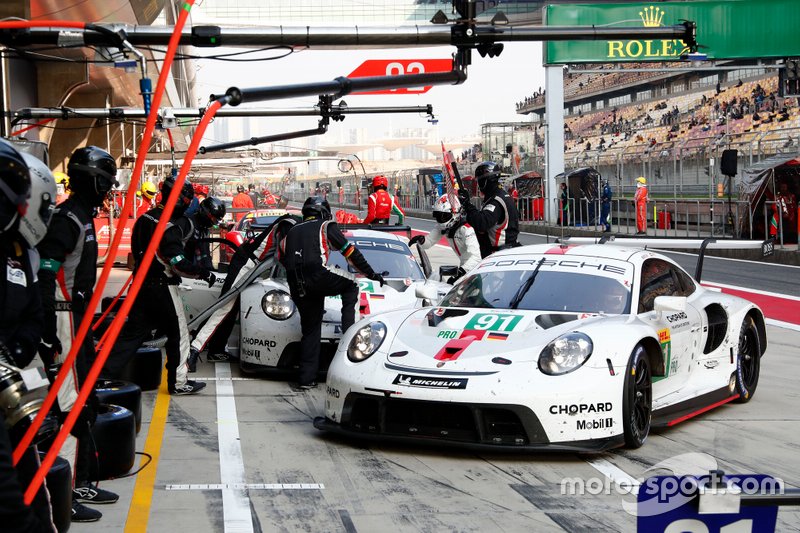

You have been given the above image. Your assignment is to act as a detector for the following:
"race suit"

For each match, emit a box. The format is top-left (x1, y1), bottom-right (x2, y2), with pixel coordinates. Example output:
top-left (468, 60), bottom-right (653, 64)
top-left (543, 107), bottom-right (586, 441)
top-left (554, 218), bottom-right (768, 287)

top-left (281, 218), bottom-right (378, 384)
top-left (601, 183), bottom-right (612, 232)
top-left (417, 222), bottom-right (481, 281)
top-left (231, 192), bottom-right (254, 222)
top-left (103, 208), bottom-right (211, 391)
top-left (37, 195), bottom-right (100, 490)
top-left (634, 184), bottom-right (649, 233)
top-left (463, 188), bottom-right (520, 258)
top-left (363, 189), bottom-right (405, 224)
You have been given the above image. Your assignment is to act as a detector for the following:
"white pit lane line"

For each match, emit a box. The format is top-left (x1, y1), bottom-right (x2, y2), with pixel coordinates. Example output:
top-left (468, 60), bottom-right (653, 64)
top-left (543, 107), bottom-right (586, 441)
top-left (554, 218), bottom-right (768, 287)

top-left (216, 363), bottom-right (255, 533)
top-left (584, 457), bottom-right (641, 495)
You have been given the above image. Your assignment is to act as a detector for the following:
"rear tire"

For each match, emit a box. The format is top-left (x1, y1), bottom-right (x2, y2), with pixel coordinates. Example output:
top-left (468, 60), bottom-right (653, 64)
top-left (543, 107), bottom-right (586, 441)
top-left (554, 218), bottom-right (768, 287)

top-left (622, 345), bottom-right (652, 448)
top-left (734, 316), bottom-right (761, 403)
top-left (120, 344), bottom-right (163, 391)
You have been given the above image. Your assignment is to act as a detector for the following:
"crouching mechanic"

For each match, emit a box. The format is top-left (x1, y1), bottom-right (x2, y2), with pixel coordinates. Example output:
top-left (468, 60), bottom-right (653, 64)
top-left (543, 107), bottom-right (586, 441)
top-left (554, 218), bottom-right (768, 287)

top-left (458, 161), bottom-right (520, 258)
top-left (103, 177), bottom-right (214, 395)
top-left (281, 197), bottom-right (384, 389)
top-left (408, 194), bottom-right (479, 283)
top-left (188, 212), bottom-right (299, 371)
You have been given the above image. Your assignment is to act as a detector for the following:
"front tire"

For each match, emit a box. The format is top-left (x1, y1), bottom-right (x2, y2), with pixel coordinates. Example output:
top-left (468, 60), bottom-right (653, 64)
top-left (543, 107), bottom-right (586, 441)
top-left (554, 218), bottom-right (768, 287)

top-left (622, 345), bottom-right (652, 448)
top-left (734, 316), bottom-right (761, 403)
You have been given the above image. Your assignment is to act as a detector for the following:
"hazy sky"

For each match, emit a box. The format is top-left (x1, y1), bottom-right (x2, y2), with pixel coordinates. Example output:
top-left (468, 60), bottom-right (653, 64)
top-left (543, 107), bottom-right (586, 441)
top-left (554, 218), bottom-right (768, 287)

top-left (192, 41), bottom-right (547, 145)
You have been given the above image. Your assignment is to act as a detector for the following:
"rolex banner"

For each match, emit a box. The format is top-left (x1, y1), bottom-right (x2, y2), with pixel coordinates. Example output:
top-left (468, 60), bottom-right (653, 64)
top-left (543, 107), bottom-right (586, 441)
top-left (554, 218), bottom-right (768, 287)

top-left (546, 0), bottom-right (800, 64)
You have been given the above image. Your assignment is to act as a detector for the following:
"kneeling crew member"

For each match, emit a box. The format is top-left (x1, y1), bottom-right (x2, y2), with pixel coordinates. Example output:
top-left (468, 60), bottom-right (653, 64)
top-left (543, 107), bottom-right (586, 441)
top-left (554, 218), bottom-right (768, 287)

top-left (281, 197), bottom-right (384, 388)
top-left (458, 161), bottom-right (520, 258)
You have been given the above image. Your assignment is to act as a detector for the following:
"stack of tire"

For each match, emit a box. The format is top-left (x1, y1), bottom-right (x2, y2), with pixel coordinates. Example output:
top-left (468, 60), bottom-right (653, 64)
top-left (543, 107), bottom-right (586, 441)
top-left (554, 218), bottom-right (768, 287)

top-left (93, 296), bottom-right (165, 391)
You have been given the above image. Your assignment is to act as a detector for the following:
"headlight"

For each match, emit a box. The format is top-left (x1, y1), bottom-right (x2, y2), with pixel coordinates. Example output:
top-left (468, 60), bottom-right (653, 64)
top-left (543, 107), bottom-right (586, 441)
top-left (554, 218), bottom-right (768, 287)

top-left (347, 322), bottom-right (387, 362)
top-left (538, 332), bottom-right (593, 375)
top-left (261, 289), bottom-right (295, 320)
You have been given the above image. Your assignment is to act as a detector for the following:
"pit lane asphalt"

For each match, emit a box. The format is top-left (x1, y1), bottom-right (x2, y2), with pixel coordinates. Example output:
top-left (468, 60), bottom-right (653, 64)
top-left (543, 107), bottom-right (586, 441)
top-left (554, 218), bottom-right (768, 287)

top-left (83, 239), bottom-right (799, 532)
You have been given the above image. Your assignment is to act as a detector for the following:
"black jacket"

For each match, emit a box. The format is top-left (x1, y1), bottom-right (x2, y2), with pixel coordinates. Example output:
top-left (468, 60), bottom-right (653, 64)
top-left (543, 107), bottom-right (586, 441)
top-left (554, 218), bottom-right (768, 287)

top-left (281, 218), bottom-right (375, 282)
top-left (464, 187), bottom-right (520, 257)
top-left (132, 207), bottom-right (208, 283)
top-left (0, 235), bottom-right (43, 367)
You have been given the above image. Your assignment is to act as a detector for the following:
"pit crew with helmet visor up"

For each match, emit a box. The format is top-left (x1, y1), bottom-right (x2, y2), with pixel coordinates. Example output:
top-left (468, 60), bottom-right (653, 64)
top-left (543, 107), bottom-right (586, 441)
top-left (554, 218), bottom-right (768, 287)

top-left (408, 194), bottom-right (480, 284)
top-left (363, 175), bottom-right (405, 225)
top-left (280, 196), bottom-right (384, 389)
top-left (186, 196), bottom-right (226, 271)
top-left (102, 177), bottom-right (214, 396)
top-left (0, 140), bottom-right (57, 532)
top-left (458, 161), bottom-right (520, 258)
top-left (36, 145), bottom-right (120, 522)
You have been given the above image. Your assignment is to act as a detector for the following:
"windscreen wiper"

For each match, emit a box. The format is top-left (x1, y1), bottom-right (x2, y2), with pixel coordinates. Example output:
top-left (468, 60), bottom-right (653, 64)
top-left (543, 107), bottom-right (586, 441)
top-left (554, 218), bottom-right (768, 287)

top-left (509, 258), bottom-right (545, 310)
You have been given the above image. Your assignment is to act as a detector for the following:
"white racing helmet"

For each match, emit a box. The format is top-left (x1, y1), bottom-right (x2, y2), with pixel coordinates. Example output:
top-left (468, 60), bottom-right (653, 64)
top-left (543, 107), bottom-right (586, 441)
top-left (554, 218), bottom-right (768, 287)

top-left (19, 153), bottom-right (57, 246)
top-left (432, 194), bottom-right (461, 230)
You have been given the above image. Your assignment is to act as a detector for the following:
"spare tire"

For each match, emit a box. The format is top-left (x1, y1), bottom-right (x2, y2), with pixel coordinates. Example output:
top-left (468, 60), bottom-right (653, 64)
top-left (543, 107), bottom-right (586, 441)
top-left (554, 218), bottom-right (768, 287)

top-left (92, 311), bottom-right (116, 341)
top-left (95, 380), bottom-right (142, 434)
top-left (89, 404), bottom-right (136, 480)
top-left (120, 344), bottom-right (163, 391)
top-left (42, 453), bottom-right (71, 533)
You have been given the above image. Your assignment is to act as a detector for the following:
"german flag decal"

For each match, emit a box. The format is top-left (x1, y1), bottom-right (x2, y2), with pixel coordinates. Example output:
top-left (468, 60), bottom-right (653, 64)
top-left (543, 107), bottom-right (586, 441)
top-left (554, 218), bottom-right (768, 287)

top-left (486, 332), bottom-right (509, 341)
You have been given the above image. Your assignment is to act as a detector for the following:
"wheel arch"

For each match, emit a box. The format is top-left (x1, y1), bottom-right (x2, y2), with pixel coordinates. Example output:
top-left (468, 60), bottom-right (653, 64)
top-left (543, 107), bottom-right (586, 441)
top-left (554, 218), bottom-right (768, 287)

top-left (639, 336), bottom-right (665, 378)
top-left (746, 308), bottom-right (768, 356)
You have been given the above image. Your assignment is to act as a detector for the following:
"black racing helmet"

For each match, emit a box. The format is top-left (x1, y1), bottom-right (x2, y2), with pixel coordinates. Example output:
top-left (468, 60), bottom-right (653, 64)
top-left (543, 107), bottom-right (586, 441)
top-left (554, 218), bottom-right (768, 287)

top-left (301, 195), bottom-right (331, 221)
top-left (197, 196), bottom-right (226, 228)
top-left (160, 175), bottom-right (195, 216)
top-left (67, 146), bottom-right (118, 206)
top-left (0, 138), bottom-right (31, 234)
top-left (474, 161), bottom-right (502, 194)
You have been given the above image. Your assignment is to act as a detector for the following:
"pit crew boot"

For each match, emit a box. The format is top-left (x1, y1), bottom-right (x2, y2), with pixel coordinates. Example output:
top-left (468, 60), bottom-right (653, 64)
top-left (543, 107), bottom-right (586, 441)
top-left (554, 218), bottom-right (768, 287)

top-left (187, 348), bottom-right (201, 373)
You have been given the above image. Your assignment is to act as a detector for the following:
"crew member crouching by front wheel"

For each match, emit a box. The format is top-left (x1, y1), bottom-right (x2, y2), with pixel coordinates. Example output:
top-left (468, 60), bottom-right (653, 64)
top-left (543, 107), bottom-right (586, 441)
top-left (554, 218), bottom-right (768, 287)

top-left (281, 196), bottom-right (384, 389)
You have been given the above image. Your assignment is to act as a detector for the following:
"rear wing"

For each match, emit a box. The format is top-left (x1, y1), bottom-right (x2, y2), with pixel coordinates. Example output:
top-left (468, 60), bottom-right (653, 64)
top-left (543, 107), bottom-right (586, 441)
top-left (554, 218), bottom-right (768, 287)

top-left (340, 223), bottom-right (412, 239)
top-left (560, 236), bottom-right (774, 282)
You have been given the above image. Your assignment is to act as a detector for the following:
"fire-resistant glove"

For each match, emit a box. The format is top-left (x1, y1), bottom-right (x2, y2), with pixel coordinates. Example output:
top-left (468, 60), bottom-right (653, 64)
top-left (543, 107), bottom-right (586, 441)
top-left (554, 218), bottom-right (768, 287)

top-left (408, 235), bottom-right (425, 246)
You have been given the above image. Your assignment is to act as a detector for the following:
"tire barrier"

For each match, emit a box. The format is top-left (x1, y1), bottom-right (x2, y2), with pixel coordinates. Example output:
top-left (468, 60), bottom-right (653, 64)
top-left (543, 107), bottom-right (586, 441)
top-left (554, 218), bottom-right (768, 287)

top-left (42, 453), bottom-right (72, 533)
top-left (119, 343), bottom-right (164, 392)
top-left (89, 404), bottom-right (136, 480)
top-left (94, 379), bottom-right (142, 434)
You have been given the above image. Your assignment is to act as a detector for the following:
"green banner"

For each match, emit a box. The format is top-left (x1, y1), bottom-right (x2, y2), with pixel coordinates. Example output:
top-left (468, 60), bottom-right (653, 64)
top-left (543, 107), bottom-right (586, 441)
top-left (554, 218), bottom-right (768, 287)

top-left (546, 0), bottom-right (800, 64)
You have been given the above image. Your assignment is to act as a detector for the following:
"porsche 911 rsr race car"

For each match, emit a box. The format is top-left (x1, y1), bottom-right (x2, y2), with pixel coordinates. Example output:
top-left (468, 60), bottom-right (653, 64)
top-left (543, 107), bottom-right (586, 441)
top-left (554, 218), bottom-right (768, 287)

top-left (314, 243), bottom-right (767, 452)
top-left (178, 228), bottom-right (451, 375)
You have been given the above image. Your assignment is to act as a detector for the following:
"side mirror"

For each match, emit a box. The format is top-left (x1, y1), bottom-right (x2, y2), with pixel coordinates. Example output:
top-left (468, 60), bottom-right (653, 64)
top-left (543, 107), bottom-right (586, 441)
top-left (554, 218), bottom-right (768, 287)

top-left (415, 284), bottom-right (438, 301)
top-left (439, 265), bottom-right (458, 280)
top-left (654, 295), bottom-right (687, 314)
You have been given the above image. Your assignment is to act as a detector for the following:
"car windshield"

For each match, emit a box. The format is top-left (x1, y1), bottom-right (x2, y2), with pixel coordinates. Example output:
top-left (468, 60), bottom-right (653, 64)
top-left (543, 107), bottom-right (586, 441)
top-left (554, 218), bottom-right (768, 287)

top-left (327, 237), bottom-right (424, 280)
top-left (440, 269), bottom-right (631, 314)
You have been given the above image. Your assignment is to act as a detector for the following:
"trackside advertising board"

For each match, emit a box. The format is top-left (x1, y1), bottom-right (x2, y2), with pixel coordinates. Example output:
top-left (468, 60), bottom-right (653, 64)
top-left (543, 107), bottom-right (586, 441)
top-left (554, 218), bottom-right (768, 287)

top-left (546, 0), bottom-right (800, 64)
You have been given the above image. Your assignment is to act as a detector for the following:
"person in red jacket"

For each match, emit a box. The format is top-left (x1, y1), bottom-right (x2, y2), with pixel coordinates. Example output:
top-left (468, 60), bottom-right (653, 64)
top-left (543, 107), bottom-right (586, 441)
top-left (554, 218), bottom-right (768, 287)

top-left (634, 176), bottom-right (649, 235)
top-left (363, 175), bottom-right (404, 224)
top-left (231, 185), bottom-right (254, 222)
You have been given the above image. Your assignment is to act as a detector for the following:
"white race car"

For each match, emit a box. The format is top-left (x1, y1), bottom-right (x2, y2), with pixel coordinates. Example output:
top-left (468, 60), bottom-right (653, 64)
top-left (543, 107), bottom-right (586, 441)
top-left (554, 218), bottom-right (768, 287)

top-left (314, 242), bottom-right (767, 452)
top-left (179, 227), bottom-right (451, 375)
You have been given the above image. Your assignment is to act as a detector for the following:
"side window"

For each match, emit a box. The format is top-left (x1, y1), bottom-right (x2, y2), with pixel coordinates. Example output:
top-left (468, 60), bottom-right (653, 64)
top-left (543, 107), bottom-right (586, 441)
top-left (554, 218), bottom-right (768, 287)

top-left (673, 267), bottom-right (697, 297)
top-left (638, 259), bottom-right (681, 313)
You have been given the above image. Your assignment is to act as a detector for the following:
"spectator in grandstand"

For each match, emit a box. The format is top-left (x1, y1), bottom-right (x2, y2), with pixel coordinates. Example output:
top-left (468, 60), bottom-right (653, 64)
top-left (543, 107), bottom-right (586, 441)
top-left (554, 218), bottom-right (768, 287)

top-left (776, 181), bottom-right (797, 244)
top-left (634, 177), bottom-right (649, 235)
top-left (601, 180), bottom-right (612, 233)
top-left (559, 182), bottom-right (570, 226)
